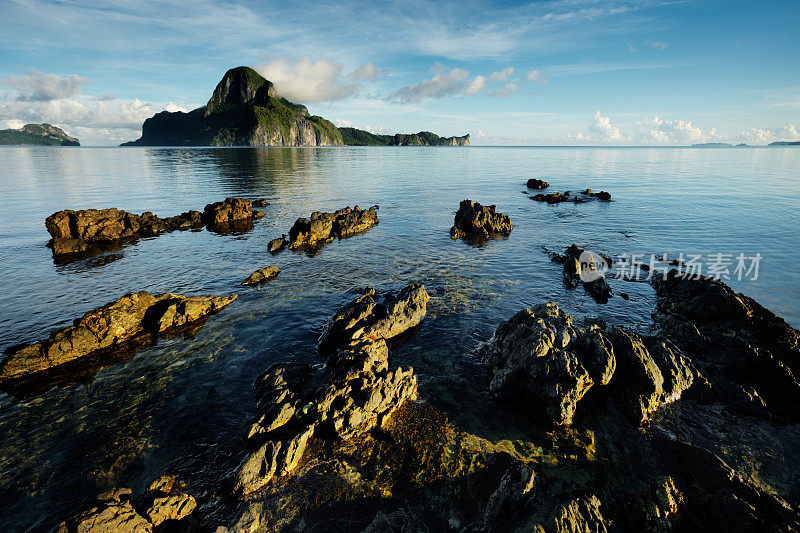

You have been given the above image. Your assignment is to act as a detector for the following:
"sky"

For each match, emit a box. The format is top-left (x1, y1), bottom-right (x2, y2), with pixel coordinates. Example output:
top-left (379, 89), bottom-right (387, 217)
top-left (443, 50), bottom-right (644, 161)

top-left (0, 0), bottom-right (798, 146)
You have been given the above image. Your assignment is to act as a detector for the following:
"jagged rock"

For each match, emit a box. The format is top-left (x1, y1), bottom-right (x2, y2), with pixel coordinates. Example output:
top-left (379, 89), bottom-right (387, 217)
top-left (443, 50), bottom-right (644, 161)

top-left (203, 197), bottom-right (263, 231)
top-left (553, 245), bottom-right (613, 302)
top-left (288, 206), bottom-right (378, 249)
top-left (57, 488), bottom-right (152, 533)
top-left (242, 265), bottom-right (281, 286)
top-left (252, 199), bottom-right (270, 207)
top-left (235, 426), bottom-right (315, 495)
top-left (58, 477), bottom-right (196, 532)
top-left (584, 277), bottom-right (612, 304)
top-left (651, 271), bottom-right (800, 421)
top-left (449, 200), bottom-right (513, 239)
top-left (482, 303), bottom-right (697, 425)
top-left (526, 178), bottom-right (550, 189)
top-left (480, 303), bottom-right (607, 425)
top-left (545, 495), bottom-right (609, 533)
top-left (45, 208), bottom-right (203, 257)
top-left (0, 291), bottom-right (236, 382)
top-left (268, 236), bottom-right (287, 253)
top-left (317, 283), bottom-right (430, 354)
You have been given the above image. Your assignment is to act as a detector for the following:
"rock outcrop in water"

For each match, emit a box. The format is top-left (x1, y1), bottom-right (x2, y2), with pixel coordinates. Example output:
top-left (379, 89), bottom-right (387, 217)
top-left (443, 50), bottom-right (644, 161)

top-left (526, 178), bottom-right (550, 189)
top-left (449, 200), bottom-right (513, 240)
top-left (57, 476), bottom-right (197, 532)
top-left (233, 283), bottom-right (427, 496)
top-left (532, 189), bottom-right (612, 204)
top-left (45, 197), bottom-right (264, 259)
top-left (551, 244), bottom-right (613, 303)
top-left (286, 205), bottom-right (379, 250)
top-left (203, 197), bottom-right (265, 232)
top-left (0, 291), bottom-right (236, 383)
top-left (242, 265), bottom-right (281, 286)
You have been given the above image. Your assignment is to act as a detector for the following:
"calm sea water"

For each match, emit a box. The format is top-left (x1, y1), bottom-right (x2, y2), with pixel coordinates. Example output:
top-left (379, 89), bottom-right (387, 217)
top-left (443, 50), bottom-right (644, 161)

top-left (0, 146), bottom-right (798, 530)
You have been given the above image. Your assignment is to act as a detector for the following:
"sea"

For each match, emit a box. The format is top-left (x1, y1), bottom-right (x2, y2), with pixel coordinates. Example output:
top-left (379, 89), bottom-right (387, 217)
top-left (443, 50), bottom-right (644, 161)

top-left (0, 145), bottom-right (798, 530)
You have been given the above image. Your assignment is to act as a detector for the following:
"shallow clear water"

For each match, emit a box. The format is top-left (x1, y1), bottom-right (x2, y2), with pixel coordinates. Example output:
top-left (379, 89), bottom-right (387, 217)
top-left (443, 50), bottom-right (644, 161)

top-left (0, 146), bottom-right (798, 530)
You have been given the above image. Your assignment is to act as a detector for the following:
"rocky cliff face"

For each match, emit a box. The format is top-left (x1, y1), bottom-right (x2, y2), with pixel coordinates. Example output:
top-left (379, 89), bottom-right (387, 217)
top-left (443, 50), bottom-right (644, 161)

top-left (123, 67), bottom-right (342, 147)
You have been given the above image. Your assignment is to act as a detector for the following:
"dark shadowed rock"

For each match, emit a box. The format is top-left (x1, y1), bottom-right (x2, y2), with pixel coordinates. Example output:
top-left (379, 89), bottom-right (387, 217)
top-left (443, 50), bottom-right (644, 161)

top-left (526, 178), bottom-right (550, 189)
top-left (242, 265), bottom-right (281, 286)
top-left (532, 189), bottom-right (611, 204)
top-left (450, 199), bottom-right (513, 239)
top-left (317, 283), bottom-right (430, 354)
top-left (288, 205), bottom-right (379, 250)
top-left (252, 199), bottom-right (270, 207)
top-left (0, 291), bottom-right (236, 383)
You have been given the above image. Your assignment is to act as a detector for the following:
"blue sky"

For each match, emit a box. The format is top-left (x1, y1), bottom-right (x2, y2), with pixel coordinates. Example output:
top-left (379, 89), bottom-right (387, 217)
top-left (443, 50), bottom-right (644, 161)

top-left (1, 0), bottom-right (798, 145)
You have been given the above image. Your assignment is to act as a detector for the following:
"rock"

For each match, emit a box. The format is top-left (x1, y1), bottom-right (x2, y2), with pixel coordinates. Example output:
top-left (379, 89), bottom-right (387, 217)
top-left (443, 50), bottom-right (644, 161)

top-left (317, 283), bottom-right (430, 354)
top-left (562, 257), bottom-right (582, 288)
top-left (553, 244), bottom-right (613, 302)
top-left (584, 277), bottom-right (612, 304)
top-left (267, 236), bottom-right (287, 253)
top-left (480, 303), bottom-right (604, 425)
top-left (45, 208), bottom-right (203, 258)
top-left (526, 178), bottom-right (550, 189)
top-left (252, 199), bottom-right (270, 207)
top-left (235, 283), bottom-right (426, 496)
top-left (0, 291), bottom-right (236, 382)
top-left (532, 189), bottom-right (611, 204)
top-left (203, 197), bottom-right (259, 231)
top-left (242, 265), bottom-right (281, 286)
top-left (482, 302), bottom-right (698, 425)
top-left (57, 488), bottom-right (152, 533)
top-left (546, 495), bottom-right (609, 533)
top-left (59, 477), bottom-right (196, 532)
top-left (288, 206), bottom-right (379, 249)
top-left (449, 199), bottom-right (513, 239)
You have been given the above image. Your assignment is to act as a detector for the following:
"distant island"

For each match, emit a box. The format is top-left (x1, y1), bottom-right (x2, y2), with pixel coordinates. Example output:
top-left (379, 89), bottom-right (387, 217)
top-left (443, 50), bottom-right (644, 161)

top-left (123, 67), bottom-right (469, 147)
top-left (0, 124), bottom-right (80, 146)
top-left (769, 141), bottom-right (800, 146)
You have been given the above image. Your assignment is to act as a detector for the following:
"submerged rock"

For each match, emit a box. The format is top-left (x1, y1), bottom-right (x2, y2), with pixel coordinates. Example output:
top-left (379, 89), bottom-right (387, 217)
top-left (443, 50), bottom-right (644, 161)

top-left (203, 197), bottom-right (264, 232)
top-left (317, 283), bottom-right (430, 354)
top-left (554, 245), bottom-right (613, 303)
top-left (450, 199), bottom-right (513, 239)
top-left (526, 178), bottom-right (550, 189)
top-left (288, 205), bottom-right (379, 250)
top-left (0, 291), bottom-right (236, 383)
top-left (242, 265), bottom-right (281, 286)
top-left (532, 189), bottom-right (611, 204)
top-left (46, 207), bottom-right (203, 257)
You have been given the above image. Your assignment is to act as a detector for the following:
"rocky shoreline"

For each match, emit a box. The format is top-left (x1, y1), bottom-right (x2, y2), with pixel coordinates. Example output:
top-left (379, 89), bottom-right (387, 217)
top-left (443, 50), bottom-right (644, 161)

top-left (5, 195), bottom-right (800, 532)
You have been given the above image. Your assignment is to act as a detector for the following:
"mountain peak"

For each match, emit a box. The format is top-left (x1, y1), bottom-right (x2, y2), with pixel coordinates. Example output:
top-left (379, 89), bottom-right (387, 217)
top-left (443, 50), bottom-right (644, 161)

top-left (205, 66), bottom-right (276, 115)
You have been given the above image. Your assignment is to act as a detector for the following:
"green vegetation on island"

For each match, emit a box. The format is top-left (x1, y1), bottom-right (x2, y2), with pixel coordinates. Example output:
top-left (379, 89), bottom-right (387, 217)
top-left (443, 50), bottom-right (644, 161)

top-left (123, 66), bottom-right (469, 147)
top-left (0, 124), bottom-right (80, 146)
top-left (339, 127), bottom-right (470, 146)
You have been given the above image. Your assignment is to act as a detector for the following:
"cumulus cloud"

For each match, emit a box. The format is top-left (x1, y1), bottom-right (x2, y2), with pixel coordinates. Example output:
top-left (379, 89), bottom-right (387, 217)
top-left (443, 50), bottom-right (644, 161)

top-left (2, 69), bottom-right (89, 101)
top-left (351, 62), bottom-right (383, 81)
top-left (732, 124), bottom-right (800, 145)
top-left (489, 67), bottom-right (514, 81)
top-left (589, 111), bottom-right (629, 142)
top-left (254, 57), bottom-right (357, 102)
top-left (389, 67), bottom-right (470, 103)
top-left (635, 116), bottom-right (705, 144)
top-left (525, 70), bottom-right (549, 86)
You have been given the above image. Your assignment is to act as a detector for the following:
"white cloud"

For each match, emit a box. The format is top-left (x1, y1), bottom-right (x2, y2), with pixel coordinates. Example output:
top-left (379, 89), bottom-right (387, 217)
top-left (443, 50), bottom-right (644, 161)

top-left (351, 62), bottom-right (383, 81)
top-left (650, 41), bottom-right (669, 50)
top-left (732, 124), bottom-right (800, 145)
top-left (254, 57), bottom-right (357, 103)
top-left (389, 67), bottom-right (470, 103)
top-left (464, 75), bottom-right (486, 95)
top-left (635, 116), bottom-right (705, 144)
top-left (489, 67), bottom-right (514, 81)
top-left (163, 101), bottom-right (188, 113)
top-left (588, 111), bottom-right (628, 142)
top-left (2, 69), bottom-right (89, 101)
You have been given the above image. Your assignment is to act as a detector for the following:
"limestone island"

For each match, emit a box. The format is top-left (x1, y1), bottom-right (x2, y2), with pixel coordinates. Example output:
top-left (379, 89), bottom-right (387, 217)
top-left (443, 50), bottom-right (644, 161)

top-left (122, 67), bottom-right (469, 147)
top-left (0, 123), bottom-right (80, 146)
